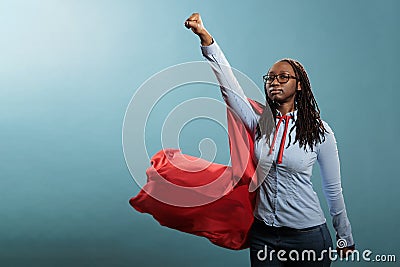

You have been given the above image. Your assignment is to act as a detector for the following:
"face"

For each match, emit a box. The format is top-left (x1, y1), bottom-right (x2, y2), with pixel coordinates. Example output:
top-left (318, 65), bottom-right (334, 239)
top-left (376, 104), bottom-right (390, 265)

top-left (264, 61), bottom-right (301, 104)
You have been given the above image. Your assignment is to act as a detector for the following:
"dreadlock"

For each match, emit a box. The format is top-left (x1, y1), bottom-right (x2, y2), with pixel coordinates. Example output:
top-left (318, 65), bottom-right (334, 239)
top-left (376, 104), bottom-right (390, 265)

top-left (256, 58), bottom-right (327, 151)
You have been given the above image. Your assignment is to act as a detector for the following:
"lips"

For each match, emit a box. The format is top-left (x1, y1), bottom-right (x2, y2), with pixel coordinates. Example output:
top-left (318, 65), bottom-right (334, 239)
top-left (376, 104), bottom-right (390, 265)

top-left (269, 88), bottom-right (283, 94)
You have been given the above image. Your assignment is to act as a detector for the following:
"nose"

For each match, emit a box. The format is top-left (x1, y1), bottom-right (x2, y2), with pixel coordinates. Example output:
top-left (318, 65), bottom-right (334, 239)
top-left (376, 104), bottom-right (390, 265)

top-left (270, 77), bottom-right (280, 87)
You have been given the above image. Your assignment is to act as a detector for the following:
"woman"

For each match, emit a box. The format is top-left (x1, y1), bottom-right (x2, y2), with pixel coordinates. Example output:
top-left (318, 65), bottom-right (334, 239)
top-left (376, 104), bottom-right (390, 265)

top-left (184, 13), bottom-right (355, 266)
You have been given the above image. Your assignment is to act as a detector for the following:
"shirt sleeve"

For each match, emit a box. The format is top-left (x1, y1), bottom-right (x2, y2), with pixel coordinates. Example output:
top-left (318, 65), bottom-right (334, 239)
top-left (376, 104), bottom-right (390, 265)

top-left (317, 122), bottom-right (355, 247)
top-left (201, 40), bottom-right (258, 136)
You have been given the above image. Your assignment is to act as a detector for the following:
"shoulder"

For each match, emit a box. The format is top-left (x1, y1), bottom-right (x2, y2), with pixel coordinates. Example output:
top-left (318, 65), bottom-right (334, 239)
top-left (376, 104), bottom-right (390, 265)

top-left (316, 120), bottom-right (338, 152)
top-left (321, 120), bottom-right (335, 136)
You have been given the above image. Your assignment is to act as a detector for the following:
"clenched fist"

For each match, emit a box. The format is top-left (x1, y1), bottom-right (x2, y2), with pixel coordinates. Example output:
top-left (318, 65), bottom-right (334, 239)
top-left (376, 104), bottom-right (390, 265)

top-left (184, 13), bottom-right (213, 46)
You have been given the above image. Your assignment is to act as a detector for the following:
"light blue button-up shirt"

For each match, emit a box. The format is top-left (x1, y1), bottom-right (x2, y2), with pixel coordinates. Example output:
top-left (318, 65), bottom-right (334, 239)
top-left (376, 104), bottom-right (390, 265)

top-left (201, 40), bottom-right (354, 246)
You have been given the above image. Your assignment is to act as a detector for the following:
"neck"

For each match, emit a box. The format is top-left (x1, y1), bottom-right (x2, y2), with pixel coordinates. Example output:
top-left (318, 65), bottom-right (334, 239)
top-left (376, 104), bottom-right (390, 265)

top-left (275, 101), bottom-right (295, 116)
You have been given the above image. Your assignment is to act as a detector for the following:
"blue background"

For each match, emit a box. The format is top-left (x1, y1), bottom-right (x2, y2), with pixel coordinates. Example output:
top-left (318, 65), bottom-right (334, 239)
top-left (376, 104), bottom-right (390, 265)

top-left (1, 0), bottom-right (399, 266)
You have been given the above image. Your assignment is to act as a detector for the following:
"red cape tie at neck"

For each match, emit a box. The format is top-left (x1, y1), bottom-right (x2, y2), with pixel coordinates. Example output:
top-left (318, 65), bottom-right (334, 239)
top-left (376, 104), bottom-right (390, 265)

top-left (268, 115), bottom-right (293, 164)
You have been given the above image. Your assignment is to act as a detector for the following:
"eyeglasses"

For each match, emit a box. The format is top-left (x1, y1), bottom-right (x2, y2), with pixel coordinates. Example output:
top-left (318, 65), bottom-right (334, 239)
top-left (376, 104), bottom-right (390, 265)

top-left (263, 74), bottom-right (298, 84)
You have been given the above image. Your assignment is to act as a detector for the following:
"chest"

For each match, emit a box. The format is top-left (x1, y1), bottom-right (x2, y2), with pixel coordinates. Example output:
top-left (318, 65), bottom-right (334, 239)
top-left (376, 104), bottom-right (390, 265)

top-left (254, 127), bottom-right (318, 175)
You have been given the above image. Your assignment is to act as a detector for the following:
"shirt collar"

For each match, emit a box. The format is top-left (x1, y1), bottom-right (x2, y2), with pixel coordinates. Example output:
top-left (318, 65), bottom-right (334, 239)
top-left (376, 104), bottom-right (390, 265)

top-left (276, 109), bottom-right (297, 121)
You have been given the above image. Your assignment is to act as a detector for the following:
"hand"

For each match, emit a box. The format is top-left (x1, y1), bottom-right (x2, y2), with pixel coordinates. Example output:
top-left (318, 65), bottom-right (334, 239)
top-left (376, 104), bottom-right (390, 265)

top-left (337, 246), bottom-right (355, 259)
top-left (184, 13), bottom-right (213, 46)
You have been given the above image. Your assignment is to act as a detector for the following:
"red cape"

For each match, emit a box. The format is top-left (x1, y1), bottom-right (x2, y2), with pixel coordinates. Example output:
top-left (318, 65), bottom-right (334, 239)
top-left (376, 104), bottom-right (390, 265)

top-left (130, 99), bottom-right (265, 250)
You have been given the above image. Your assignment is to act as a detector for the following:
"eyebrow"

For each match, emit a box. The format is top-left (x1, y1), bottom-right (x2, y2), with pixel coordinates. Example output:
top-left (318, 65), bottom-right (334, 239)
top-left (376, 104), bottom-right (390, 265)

top-left (267, 71), bottom-right (292, 75)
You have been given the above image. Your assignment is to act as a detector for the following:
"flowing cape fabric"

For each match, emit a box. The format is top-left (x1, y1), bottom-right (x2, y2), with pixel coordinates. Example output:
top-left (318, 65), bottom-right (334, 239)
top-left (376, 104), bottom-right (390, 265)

top-left (130, 99), bottom-right (265, 250)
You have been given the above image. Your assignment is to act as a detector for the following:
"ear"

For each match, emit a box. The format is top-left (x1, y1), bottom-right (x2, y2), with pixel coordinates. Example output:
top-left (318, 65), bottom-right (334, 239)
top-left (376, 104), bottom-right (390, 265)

top-left (296, 81), bottom-right (302, 91)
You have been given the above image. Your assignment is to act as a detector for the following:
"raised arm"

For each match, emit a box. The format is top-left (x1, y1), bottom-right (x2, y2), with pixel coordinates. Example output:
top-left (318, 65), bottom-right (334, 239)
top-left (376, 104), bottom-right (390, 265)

top-left (184, 13), bottom-right (258, 136)
top-left (317, 122), bottom-right (355, 255)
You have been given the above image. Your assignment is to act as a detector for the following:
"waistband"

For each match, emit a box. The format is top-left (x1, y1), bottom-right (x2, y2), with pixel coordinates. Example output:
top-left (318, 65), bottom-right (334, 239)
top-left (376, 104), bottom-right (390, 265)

top-left (253, 218), bottom-right (325, 233)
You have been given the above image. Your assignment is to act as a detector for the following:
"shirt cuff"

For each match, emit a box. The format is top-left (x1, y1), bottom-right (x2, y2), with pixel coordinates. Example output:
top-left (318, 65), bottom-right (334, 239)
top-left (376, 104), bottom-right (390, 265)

top-left (333, 210), bottom-right (355, 247)
top-left (336, 233), bottom-right (355, 248)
